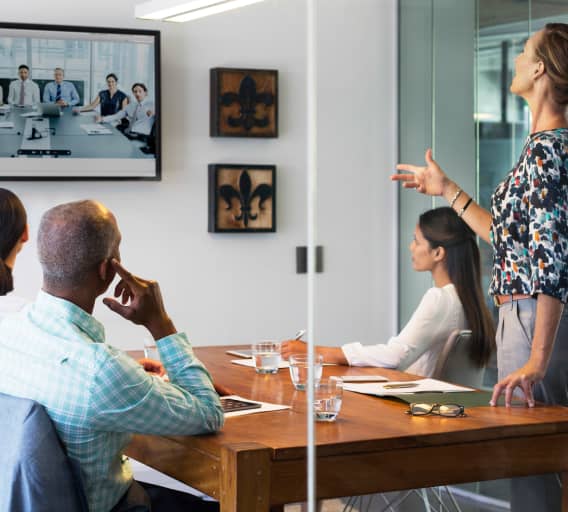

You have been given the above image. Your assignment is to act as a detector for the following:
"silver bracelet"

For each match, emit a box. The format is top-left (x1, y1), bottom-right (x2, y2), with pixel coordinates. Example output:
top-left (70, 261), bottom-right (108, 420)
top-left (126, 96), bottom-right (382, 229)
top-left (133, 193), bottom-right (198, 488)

top-left (449, 187), bottom-right (463, 208)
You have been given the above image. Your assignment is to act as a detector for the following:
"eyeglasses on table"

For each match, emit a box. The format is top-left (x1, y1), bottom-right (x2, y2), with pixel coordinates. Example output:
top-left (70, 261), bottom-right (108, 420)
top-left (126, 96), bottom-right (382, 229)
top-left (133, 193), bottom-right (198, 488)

top-left (406, 403), bottom-right (465, 417)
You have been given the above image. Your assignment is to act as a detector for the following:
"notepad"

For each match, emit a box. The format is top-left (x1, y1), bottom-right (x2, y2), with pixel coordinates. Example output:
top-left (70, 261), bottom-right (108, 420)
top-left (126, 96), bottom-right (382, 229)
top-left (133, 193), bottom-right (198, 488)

top-left (344, 378), bottom-right (474, 397)
top-left (80, 123), bottom-right (112, 135)
top-left (0, 122), bottom-right (14, 128)
top-left (222, 395), bottom-right (290, 417)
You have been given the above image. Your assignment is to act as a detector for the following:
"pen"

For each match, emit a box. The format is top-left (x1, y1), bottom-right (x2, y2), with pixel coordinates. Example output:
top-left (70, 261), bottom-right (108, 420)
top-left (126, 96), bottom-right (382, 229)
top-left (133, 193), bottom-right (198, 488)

top-left (294, 329), bottom-right (306, 341)
top-left (383, 383), bottom-right (419, 389)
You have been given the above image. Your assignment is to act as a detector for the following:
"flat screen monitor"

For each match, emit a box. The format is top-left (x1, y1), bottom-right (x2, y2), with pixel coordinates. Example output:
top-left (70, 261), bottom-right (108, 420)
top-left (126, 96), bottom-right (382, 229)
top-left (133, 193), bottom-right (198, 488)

top-left (0, 22), bottom-right (161, 180)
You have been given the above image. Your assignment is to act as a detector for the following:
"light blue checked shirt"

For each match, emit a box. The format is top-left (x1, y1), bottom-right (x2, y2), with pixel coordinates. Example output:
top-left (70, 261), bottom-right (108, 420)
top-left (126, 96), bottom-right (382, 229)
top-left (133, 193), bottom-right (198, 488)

top-left (0, 290), bottom-right (224, 512)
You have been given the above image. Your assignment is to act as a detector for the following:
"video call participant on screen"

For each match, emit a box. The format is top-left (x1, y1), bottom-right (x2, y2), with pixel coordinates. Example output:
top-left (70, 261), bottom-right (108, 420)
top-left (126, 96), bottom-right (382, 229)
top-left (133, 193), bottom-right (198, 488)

top-left (74, 73), bottom-right (128, 116)
top-left (0, 200), bottom-right (224, 512)
top-left (43, 67), bottom-right (80, 107)
top-left (98, 82), bottom-right (155, 138)
top-left (282, 207), bottom-right (495, 377)
top-left (7, 64), bottom-right (40, 107)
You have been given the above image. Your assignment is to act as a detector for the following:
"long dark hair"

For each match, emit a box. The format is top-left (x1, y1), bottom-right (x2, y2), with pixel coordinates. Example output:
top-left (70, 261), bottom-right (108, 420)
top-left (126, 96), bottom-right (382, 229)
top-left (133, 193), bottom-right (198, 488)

top-left (0, 189), bottom-right (27, 296)
top-left (419, 207), bottom-right (495, 368)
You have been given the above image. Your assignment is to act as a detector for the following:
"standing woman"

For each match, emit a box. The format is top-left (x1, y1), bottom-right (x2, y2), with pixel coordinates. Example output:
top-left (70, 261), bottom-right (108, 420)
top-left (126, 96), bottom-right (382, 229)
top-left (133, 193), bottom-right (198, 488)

top-left (0, 188), bottom-right (29, 318)
top-left (393, 23), bottom-right (568, 512)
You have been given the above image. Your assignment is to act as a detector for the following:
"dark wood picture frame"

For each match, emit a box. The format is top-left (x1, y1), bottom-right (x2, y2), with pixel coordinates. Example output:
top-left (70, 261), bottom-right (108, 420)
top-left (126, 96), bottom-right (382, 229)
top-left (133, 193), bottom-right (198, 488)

top-left (210, 68), bottom-right (278, 138)
top-left (208, 164), bottom-right (276, 233)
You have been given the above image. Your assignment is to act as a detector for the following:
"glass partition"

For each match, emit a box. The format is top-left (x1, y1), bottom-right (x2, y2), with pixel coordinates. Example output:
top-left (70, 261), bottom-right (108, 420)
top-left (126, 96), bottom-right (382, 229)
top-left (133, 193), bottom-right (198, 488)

top-left (397, 0), bottom-right (568, 508)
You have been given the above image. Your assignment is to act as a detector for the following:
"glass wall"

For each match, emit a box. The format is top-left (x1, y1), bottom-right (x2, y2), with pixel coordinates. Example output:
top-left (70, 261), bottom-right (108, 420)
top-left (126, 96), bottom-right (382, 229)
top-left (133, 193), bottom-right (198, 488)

top-left (399, 0), bottom-right (568, 508)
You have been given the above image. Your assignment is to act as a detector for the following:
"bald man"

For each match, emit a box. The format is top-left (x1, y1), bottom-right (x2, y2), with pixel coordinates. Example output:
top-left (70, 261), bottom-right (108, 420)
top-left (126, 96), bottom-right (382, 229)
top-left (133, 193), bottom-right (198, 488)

top-left (0, 200), bottom-right (223, 512)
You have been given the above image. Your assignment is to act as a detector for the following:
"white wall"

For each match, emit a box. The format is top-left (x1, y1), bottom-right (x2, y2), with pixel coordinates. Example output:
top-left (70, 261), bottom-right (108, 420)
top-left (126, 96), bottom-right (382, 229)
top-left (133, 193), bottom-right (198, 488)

top-left (4, 0), bottom-right (397, 349)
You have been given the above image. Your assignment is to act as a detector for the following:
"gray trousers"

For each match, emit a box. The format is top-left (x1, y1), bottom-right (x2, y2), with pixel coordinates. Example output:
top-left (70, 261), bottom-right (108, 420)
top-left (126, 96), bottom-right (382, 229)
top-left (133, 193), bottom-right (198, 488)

top-left (496, 298), bottom-right (568, 512)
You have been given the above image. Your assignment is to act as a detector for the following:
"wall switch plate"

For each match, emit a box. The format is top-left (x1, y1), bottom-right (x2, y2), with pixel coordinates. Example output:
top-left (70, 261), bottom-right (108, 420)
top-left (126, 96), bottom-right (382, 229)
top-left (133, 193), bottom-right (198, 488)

top-left (296, 246), bottom-right (323, 273)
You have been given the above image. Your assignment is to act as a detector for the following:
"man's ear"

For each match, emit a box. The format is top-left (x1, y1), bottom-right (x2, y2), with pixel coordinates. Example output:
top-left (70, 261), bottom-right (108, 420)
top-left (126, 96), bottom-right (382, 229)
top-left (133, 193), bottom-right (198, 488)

top-left (98, 258), bottom-right (116, 284)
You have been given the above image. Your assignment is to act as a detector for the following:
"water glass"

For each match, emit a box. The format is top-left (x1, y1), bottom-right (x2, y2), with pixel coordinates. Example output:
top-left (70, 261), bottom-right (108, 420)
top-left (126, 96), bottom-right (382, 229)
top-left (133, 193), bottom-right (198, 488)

top-left (288, 353), bottom-right (323, 391)
top-left (143, 338), bottom-right (160, 360)
top-left (252, 340), bottom-right (281, 374)
top-left (314, 377), bottom-right (344, 422)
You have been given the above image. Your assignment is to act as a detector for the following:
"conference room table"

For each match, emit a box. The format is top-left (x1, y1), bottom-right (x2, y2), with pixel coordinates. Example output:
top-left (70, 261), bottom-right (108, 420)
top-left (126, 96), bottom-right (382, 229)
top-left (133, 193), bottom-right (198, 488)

top-left (0, 105), bottom-right (149, 158)
top-left (126, 346), bottom-right (568, 511)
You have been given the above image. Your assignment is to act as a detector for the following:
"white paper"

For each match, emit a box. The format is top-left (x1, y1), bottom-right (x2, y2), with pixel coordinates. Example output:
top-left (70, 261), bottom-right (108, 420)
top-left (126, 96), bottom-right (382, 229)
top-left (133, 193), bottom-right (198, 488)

top-left (20, 111), bottom-right (40, 118)
top-left (129, 458), bottom-right (216, 500)
top-left (344, 378), bottom-right (474, 396)
top-left (223, 395), bottom-right (290, 417)
top-left (231, 358), bottom-right (290, 369)
top-left (339, 375), bottom-right (389, 382)
top-left (80, 123), bottom-right (112, 135)
top-left (0, 122), bottom-right (14, 128)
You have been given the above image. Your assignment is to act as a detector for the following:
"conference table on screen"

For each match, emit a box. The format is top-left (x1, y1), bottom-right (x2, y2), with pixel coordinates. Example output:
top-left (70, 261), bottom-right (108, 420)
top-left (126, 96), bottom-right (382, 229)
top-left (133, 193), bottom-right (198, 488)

top-left (0, 105), bottom-right (149, 158)
top-left (126, 345), bottom-right (568, 512)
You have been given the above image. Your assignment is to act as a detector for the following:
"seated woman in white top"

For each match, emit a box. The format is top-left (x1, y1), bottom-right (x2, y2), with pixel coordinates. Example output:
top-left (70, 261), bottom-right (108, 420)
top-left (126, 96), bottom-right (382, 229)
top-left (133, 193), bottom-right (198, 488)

top-left (282, 207), bottom-right (495, 377)
top-left (0, 188), bottom-right (29, 321)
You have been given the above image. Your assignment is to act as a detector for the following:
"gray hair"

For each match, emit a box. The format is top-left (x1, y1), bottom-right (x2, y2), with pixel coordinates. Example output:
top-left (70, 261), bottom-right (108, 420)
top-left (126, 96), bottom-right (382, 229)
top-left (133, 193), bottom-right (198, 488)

top-left (38, 200), bottom-right (120, 289)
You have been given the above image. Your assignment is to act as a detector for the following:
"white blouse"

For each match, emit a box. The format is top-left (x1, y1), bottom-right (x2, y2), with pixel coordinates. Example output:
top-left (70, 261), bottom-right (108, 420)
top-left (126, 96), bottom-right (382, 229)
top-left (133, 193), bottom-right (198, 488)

top-left (341, 284), bottom-right (467, 377)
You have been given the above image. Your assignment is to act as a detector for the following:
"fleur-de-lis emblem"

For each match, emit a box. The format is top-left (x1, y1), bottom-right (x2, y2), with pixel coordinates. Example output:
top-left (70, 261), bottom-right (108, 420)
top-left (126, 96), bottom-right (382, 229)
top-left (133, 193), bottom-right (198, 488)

top-left (219, 170), bottom-right (273, 227)
top-left (220, 75), bottom-right (274, 131)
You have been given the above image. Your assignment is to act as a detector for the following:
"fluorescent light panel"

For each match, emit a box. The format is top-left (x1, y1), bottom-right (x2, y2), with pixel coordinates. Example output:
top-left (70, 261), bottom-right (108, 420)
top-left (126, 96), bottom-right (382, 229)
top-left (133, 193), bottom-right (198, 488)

top-left (136, 0), bottom-right (264, 21)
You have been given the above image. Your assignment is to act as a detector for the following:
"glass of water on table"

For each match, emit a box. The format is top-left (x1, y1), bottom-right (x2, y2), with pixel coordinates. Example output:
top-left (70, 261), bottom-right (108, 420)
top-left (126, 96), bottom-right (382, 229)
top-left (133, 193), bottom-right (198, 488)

top-left (314, 377), bottom-right (344, 422)
top-left (252, 340), bottom-right (282, 374)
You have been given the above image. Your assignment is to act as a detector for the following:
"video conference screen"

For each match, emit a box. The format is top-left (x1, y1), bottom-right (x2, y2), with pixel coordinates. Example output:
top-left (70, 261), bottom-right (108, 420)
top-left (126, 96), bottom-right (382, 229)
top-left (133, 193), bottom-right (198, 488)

top-left (0, 23), bottom-right (160, 180)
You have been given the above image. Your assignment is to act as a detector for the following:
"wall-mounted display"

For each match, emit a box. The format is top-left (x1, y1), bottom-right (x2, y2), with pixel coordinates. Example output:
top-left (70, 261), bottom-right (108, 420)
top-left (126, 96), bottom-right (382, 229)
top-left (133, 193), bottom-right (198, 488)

top-left (0, 22), bottom-right (161, 180)
top-left (208, 164), bottom-right (276, 232)
top-left (210, 68), bottom-right (278, 138)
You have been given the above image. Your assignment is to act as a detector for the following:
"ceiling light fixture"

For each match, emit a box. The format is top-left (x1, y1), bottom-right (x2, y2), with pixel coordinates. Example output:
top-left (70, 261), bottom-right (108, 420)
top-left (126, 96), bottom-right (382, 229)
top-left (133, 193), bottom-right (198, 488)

top-left (135, 0), bottom-right (265, 22)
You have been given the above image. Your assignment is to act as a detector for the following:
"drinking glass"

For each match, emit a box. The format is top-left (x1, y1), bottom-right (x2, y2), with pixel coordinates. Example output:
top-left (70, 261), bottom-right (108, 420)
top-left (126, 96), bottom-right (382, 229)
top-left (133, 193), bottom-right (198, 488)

top-left (251, 340), bottom-right (281, 374)
top-left (288, 353), bottom-right (323, 390)
top-left (143, 338), bottom-right (160, 360)
top-left (314, 377), bottom-right (344, 422)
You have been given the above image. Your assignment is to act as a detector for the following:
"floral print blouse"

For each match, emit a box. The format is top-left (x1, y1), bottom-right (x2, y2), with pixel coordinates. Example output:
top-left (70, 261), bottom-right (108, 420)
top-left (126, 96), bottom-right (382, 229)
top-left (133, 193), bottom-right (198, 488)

top-left (490, 128), bottom-right (568, 303)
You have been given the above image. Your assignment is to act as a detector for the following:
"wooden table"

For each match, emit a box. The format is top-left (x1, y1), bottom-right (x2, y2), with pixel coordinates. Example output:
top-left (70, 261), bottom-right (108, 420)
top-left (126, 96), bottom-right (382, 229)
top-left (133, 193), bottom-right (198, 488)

top-left (126, 346), bottom-right (568, 511)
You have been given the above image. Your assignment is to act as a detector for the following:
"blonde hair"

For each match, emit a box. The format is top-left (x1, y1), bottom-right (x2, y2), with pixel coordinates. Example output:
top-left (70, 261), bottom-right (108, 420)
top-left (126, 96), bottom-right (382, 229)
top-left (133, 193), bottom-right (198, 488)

top-left (535, 23), bottom-right (568, 106)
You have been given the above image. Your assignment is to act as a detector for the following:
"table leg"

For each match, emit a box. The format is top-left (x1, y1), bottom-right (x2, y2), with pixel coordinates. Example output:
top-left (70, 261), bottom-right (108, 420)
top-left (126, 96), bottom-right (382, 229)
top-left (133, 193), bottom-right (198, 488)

top-left (562, 472), bottom-right (568, 512)
top-left (220, 443), bottom-right (273, 512)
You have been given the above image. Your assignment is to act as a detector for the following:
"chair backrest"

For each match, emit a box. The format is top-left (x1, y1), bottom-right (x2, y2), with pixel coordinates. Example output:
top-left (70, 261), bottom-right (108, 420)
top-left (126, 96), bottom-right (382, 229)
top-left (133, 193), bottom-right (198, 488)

top-left (0, 393), bottom-right (88, 512)
top-left (432, 329), bottom-right (484, 388)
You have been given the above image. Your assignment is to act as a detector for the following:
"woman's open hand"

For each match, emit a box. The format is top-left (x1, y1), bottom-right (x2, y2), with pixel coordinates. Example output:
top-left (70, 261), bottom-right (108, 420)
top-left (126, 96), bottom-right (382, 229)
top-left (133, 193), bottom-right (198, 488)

top-left (391, 148), bottom-right (449, 196)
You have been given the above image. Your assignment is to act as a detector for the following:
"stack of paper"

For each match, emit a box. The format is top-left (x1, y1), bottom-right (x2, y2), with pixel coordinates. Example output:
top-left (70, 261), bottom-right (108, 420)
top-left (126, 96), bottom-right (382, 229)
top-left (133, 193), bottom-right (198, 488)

top-left (343, 378), bottom-right (474, 397)
top-left (0, 122), bottom-right (14, 129)
top-left (80, 123), bottom-right (112, 135)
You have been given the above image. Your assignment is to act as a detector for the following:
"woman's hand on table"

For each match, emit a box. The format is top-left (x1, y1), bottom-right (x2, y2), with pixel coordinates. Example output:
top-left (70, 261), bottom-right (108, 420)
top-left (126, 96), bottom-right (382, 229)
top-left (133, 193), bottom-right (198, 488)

top-left (281, 340), bottom-right (307, 359)
top-left (490, 361), bottom-right (545, 407)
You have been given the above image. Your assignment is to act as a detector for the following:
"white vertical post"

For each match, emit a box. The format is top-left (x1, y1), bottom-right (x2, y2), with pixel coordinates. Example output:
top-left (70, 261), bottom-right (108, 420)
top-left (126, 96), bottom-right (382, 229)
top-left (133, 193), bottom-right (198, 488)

top-left (306, 0), bottom-right (317, 511)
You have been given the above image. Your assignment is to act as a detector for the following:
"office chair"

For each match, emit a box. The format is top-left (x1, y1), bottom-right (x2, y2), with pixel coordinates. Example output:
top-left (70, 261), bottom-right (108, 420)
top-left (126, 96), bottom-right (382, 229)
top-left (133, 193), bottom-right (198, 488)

top-left (0, 393), bottom-right (88, 512)
top-left (342, 330), bottom-right (483, 512)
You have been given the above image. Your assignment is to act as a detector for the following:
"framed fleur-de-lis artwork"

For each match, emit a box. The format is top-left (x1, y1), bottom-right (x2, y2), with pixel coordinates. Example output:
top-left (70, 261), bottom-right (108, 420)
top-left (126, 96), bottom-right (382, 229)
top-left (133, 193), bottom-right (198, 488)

top-left (210, 68), bottom-right (278, 138)
top-left (208, 164), bottom-right (276, 233)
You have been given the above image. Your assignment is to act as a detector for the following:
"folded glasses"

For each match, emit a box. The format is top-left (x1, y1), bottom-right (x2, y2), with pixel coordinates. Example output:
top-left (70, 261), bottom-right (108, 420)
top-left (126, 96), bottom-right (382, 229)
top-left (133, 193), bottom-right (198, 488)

top-left (406, 403), bottom-right (465, 417)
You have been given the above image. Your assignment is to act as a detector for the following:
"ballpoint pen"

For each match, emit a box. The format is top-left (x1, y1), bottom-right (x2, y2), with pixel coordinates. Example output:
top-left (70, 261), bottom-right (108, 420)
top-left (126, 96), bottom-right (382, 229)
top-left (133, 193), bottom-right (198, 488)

top-left (383, 383), bottom-right (419, 389)
top-left (294, 329), bottom-right (306, 341)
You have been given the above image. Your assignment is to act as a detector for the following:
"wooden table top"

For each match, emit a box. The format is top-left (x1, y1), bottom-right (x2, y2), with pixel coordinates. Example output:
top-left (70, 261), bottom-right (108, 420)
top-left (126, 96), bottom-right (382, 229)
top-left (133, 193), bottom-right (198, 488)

top-left (136, 345), bottom-right (568, 462)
